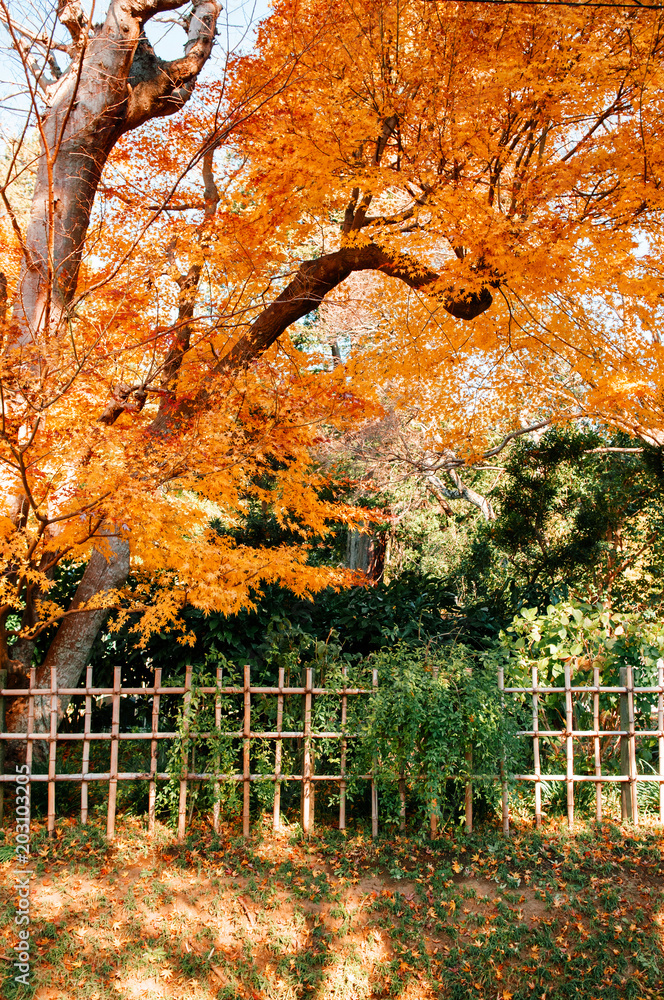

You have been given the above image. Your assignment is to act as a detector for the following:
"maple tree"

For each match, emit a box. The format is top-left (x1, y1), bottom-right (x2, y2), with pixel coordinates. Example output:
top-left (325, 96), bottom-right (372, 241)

top-left (2, 0), bottom-right (664, 739)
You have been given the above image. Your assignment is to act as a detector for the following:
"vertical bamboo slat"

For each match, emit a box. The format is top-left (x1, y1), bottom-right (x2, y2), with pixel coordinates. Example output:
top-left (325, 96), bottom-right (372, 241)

top-left (564, 660), bottom-right (574, 830)
top-left (371, 668), bottom-right (378, 840)
top-left (212, 664), bottom-right (223, 836)
top-left (464, 750), bottom-right (473, 834)
top-left (243, 665), bottom-right (251, 838)
top-left (0, 667), bottom-right (6, 828)
top-left (339, 665), bottom-right (347, 831)
top-left (532, 665), bottom-right (541, 829)
top-left (24, 668), bottom-right (35, 830)
top-left (106, 664), bottom-right (121, 839)
top-left (593, 664), bottom-right (602, 824)
top-left (659, 659), bottom-right (664, 825)
top-left (301, 667), bottom-right (313, 836)
top-left (148, 667), bottom-right (162, 836)
top-left (273, 667), bottom-right (284, 832)
top-left (430, 663), bottom-right (440, 839)
top-left (26, 667), bottom-right (35, 774)
top-left (497, 665), bottom-right (509, 836)
top-left (177, 665), bottom-right (193, 842)
top-left (462, 663), bottom-right (472, 834)
top-left (626, 663), bottom-right (639, 825)
top-left (619, 665), bottom-right (632, 822)
top-left (47, 664), bottom-right (58, 838)
top-left (80, 665), bottom-right (93, 825)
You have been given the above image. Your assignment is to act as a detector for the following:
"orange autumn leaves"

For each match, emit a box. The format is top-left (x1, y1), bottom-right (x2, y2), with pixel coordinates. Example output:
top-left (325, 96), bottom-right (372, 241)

top-left (3, 0), bottom-right (664, 645)
top-left (223, 0), bottom-right (664, 444)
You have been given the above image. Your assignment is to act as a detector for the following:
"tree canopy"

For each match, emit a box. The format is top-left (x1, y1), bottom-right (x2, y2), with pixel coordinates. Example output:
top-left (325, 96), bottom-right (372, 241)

top-left (2, 0), bottom-right (664, 729)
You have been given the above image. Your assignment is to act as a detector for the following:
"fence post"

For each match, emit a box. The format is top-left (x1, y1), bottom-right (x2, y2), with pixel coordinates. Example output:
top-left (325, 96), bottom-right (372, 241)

top-left (177, 665), bottom-right (193, 842)
top-left (106, 664), bottom-right (121, 839)
top-left (564, 660), bottom-right (574, 830)
top-left (0, 667), bottom-right (6, 829)
top-left (23, 669), bottom-right (35, 839)
top-left (593, 664), bottom-right (603, 824)
top-left (339, 664), bottom-right (347, 831)
top-left (212, 664), bottom-right (222, 836)
top-left (497, 665), bottom-right (509, 836)
top-left (26, 667), bottom-right (35, 773)
top-left (243, 664), bottom-right (251, 838)
top-left (619, 665), bottom-right (632, 822)
top-left (464, 750), bottom-right (473, 835)
top-left (148, 666), bottom-right (162, 836)
top-left (532, 665), bottom-right (541, 829)
top-left (658, 658), bottom-right (664, 826)
top-left (47, 664), bottom-right (58, 838)
top-left (371, 667), bottom-right (378, 839)
top-left (626, 663), bottom-right (639, 826)
top-left (430, 662), bottom-right (440, 839)
top-left (301, 666), bottom-right (313, 836)
top-left (80, 665), bottom-right (93, 825)
top-left (273, 666), bottom-right (284, 832)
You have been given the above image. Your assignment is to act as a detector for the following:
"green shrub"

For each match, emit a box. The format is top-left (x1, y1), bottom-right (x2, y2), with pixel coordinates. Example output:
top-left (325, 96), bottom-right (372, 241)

top-left (354, 642), bottom-right (525, 832)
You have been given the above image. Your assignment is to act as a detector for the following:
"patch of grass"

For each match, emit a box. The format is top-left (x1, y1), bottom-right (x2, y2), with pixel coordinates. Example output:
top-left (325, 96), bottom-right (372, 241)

top-left (29, 819), bottom-right (109, 876)
top-left (0, 816), bottom-right (662, 998)
top-left (0, 974), bottom-right (36, 1000)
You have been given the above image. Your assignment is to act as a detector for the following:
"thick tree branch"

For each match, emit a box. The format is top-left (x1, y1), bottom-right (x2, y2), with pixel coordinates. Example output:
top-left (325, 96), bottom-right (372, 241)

top-left (202, 146), bottom-right (220, 221)
top-left (123, 0), bottom-right (220, 132)
top-left (424, 472), bottom-right (496, 520)
top-left (99, 144), bottom-right (221, 426)
top-left (0, 272), bottom-right (7, 324)
top-left (57, 0), bottom-right (85, 47)
top-left (223, 244), bottom-right (494, 366)
top-left (445, 468), bottom-right (496, 521)
top-left (158, 145), bottom-right (220, 392)
top-left (153, 243), bottom-right (494, 434)
top-left (10, 0), bottom-right (221, 345)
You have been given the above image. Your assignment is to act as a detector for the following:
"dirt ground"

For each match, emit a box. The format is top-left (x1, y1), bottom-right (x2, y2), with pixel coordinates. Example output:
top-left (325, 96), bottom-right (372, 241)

top-left (1, 815), bottom-right (663, 1000)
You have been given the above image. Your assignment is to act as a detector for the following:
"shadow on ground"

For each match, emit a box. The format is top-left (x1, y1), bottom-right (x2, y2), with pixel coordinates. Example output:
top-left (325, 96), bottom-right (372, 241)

top-left (1, 816), bottom-right (663, 999)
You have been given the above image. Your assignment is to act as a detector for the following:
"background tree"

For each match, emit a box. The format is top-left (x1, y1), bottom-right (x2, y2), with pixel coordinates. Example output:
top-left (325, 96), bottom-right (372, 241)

top-left (447, 427), bottom-right (664, 610)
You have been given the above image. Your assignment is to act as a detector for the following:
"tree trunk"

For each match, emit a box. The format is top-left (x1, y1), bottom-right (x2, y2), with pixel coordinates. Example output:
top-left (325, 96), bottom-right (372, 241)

top-left (11, 0), bottom-right (220, 345)
top-left (5, 534), bottom-right (129, 761)
top-left (3, 0), bottom-right (220, 739)
top-left (346, 526), bottom-right (386, 583)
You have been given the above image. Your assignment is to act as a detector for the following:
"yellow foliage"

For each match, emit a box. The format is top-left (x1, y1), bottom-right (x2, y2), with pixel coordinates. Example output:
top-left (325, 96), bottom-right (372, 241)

top-left (3, 0), bottom-right (664, 650)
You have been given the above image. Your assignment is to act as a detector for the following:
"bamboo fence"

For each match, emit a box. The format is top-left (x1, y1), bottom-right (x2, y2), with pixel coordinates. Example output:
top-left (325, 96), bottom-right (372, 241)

top-left (0, 659), bottom-right (663, 839)
top-left (0, 664), bottom-right (376, 840)
top-left (505, 660), bottom-right (664, 830)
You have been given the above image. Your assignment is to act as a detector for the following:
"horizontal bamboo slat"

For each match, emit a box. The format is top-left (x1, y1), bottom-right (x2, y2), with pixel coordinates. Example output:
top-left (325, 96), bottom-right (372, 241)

top-left (0, 771), bottom-right (373, 783)
top-left (0, 686), bottom-right (374, 697)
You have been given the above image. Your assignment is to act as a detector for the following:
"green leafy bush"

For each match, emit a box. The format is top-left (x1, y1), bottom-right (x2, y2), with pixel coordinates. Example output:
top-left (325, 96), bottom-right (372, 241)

top-left (491, 600), bottom-right (664, 794)
top-left (354, 643), bottom-right (524, 833)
